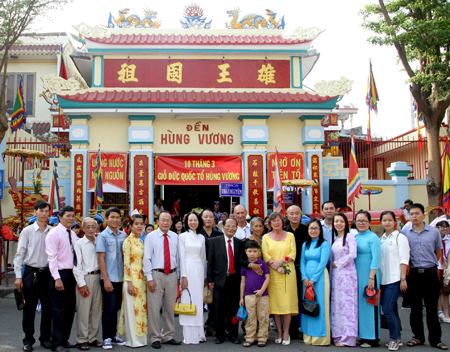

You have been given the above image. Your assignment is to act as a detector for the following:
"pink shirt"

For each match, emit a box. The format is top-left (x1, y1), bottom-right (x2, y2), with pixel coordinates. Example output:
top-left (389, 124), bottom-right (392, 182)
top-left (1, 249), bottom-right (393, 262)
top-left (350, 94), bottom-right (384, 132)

top-left (45, 223), bottom-right (79, 280)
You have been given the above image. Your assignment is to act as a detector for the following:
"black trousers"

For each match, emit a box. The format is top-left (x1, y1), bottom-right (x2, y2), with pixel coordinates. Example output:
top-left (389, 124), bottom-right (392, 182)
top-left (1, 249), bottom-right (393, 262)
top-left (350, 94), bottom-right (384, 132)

top-left (49, 269), bottom-right (76, 349)
top-left (22, 267), bottom-right (52, 346)
top-left (289, 268), bottom-right (302, 339)
top-left (100, 281), bottom-right (123, 340)
top-left (407, 269), bottom-right (442, 346)
top-left (214, 275), bottom-right (240, 340)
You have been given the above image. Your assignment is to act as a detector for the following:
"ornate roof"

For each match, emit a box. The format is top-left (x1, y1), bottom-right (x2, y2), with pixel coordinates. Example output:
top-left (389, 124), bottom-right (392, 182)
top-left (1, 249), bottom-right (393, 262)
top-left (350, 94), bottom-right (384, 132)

top-left (6, 44), bottom-right (60, 56)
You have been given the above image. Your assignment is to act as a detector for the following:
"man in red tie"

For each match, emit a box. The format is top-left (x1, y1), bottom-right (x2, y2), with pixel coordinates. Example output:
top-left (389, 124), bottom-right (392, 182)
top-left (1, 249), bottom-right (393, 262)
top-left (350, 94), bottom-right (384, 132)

top-left (207, 218), bottom-right (244, 344)
top-left (143, 210), bottom-right (182, 349)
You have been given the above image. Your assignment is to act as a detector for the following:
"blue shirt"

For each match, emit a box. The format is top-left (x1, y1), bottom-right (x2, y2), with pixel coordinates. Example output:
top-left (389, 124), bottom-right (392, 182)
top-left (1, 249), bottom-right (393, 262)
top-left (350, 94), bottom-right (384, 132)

top-left (320, 220), bottom-right (333, 247)
top-left (96, 227), bottom-right (127, 282)
top-left (401, 223), bottom-right (442, 269)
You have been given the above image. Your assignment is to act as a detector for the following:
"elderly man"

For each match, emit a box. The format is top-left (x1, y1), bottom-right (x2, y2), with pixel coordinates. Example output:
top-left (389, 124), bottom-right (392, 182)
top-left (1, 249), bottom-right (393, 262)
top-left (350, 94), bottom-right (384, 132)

top-left (14, 201), bottom-right (53, 351)
top-left (284, 205), bottom-right (308, 340)
top-left (401, 204), bottom-right (447, 350)
top-left (234, 205), bottom-right (251, 240)
top-left (320, 201), bottom-right (337, 246)
top-left (73, 218), bottom-right (102, 350)
top-left (144, 210), bottom-right (181, 349)
top-left (208, 218), bottom-right (244, 344)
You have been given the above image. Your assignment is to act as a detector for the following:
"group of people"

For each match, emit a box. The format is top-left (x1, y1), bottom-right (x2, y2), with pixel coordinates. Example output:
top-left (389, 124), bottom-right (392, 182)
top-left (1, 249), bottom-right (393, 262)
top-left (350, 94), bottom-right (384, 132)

top-left (13, 199), bottom-right (450, 352)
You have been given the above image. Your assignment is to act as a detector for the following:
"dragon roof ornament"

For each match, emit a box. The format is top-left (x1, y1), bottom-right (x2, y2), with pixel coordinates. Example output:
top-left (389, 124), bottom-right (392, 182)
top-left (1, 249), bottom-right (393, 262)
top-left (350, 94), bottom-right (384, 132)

top-left (181, 4), bottom-right (212, 29)
top-left (293, 26), bottom-right (325, 41)
top-left (107, 8), bottom-right (161, 28)
top-left (225, 8), bottom-right (285, 30)
top-left (314, 77), bottom-right (353, 97)
top-left (41, 74), bottom-right (81, 95)
top-left (73, 22), bottom-right (109, 39)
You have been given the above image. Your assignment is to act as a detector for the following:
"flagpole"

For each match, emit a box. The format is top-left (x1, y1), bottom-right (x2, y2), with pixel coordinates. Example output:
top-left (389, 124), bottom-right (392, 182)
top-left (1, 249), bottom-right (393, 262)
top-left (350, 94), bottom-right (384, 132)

top-left (367, 106), bottom-right (371, 142)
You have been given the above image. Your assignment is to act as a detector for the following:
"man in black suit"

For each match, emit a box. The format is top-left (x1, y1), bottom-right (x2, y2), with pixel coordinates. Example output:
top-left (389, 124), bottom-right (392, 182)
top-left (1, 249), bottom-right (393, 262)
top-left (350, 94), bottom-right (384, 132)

top-left (207, 218), bottom-right (243, 344)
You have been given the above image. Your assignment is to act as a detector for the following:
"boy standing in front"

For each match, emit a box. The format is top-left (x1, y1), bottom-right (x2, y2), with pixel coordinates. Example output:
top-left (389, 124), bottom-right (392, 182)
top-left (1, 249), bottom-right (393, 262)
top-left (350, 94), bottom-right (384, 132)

top-left (239, 240), bottom-right (271, 347)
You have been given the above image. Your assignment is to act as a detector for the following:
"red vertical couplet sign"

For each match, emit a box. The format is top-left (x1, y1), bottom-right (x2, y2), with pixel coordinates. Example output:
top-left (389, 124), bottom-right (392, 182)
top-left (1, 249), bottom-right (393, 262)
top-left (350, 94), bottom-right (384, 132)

top-left (311, 154), bottom-right (321, 214)
top-left (133, 155), bottom-right (149, 217)
top-left (73, 154), bottom-right (84, 217)
top-left (247, 155), bottom-right (265, 217)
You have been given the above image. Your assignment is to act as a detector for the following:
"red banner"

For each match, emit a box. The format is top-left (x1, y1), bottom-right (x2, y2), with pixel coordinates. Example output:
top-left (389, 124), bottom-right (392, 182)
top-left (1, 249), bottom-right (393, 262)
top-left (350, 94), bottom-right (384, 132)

top-left (311, 154), bottom-right (321, 214)
top-left (247, 155), bottom-right (265, 217)
top-left (267, 153), bottom-right (305, 189)
top-left (133, 155), bottom-right (149, 217)
top-left (104, 59), bottom-right (290, 89)
top-left (155, 156), bottom-right (242, 185)
top-left (88, 152), bottom-right (127, 192)
top-left (73, 154), bottom-right (84, 217)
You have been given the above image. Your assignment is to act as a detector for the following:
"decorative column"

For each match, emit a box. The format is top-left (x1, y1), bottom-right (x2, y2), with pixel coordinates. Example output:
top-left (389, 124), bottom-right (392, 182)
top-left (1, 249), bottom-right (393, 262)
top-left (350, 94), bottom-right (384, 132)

top-left (387, 162), bottom-right (412, 208)
top-left (239, 115), bottom-right (269, 217)
top-left (128, 115), bottom-right (154, 220)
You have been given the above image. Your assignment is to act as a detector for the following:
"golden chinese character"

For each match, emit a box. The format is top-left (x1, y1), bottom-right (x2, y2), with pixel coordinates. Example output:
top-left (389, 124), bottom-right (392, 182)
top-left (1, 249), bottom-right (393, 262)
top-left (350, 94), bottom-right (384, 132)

top-left (138, 198), bottom-right (144, 206)
top-left (253, 179), bottom-right (258, 186)
top-left (138, 180), bottom-right (144, 186)
top-left (76, 204), bottom-right (81, 210)
top-left (138, 170), bottom-right (144, 177)
top-left (167, 62), bottom-right (183, 84)
top-left (252, 189), bottom-right (259, 196)
top-left (252, 159), bottom-right (258, 166)
top-left (118, 63), bottom-right (138, 83)
top-left (76, 180), bottom-right (81, 186)
top-left (76, 173), bottom-right (81, 178)
top-left (76, 166), bottom-right (82, 171)
top-left (76, 188), bottom-right (82, 194)
top-left (139, 209), bottom-right (143, 215)
top-left (253, 209), bottom-right (260, 215)
top-left (314, 196), bottom-right (319, 202)
top-left (312, 165), bottom-right (318, 170)
top-left (138, 160), bottom-right (144, 166)
top-left (76, 157), bottom-right (81, 163)
top-left (139, 189), bottom-right (144, 196)
top-left (252, 170), bottom-right (259, 178)
top-left (217, 63), bottom-right (232, 83)
top-left (76, 196), bottom-right (81, 202)
top-left (254, 198), bottom-right (259, 205)
top-left (257, 63), bottom-right (276, 85)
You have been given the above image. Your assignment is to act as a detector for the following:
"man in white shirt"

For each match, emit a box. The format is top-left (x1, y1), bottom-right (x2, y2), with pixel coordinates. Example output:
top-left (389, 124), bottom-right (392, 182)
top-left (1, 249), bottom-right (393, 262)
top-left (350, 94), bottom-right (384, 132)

top-left (153, 199), bottom-right (164, 215)
top-left (144, 211), bottom-right (181, 349)
top-left (233, 205), bottom-right (251, 240)
top-left (320, 200), bottom-right (336, 246)
top-left (14, 201), bottom-right (53, 351)
top-left (73, 218), bottom-right (102, 349)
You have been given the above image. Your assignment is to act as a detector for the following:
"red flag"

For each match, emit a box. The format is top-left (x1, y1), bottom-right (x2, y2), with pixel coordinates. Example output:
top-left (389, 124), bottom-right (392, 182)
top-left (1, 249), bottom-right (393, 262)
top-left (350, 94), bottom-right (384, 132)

top-left (348, 131), bottom-right (363, 205)
top-left (59, 107), bottom-right (67, 130)
top-left (59, 44), bottom-right (68, 80)
top-left (273, 147), bottom-right (286, 216)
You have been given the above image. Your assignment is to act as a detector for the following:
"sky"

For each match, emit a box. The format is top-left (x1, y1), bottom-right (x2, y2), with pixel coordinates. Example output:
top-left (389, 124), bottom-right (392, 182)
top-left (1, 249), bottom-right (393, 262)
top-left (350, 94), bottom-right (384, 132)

top-left (32, 0), bottom-right (414, 138)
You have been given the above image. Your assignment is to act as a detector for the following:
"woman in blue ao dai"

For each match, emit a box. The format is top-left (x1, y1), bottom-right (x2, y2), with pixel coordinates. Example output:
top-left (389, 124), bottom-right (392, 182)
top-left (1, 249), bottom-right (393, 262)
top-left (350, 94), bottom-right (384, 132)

top-left (330, 212), bottom-right (358, 347)
top-left (301, 219), bottom-right (331, 346)
top-left (355, 210), bottom-right (381, 348)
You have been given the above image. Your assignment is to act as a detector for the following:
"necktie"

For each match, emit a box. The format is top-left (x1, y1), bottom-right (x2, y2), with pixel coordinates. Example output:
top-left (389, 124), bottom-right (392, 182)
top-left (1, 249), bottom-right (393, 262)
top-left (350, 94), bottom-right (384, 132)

top-left (163, 233), bottom-right (171, 275)
top-left (227, 239), bottom-right (235, 275)
top-left (67, 230), bottom-right (77, 266)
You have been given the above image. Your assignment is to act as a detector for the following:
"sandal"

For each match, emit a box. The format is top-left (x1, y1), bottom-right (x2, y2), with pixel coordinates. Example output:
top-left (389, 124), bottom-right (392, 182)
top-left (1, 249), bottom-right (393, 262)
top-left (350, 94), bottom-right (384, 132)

top-left (275, 338), bottom-right (282, 344)
top-left (335, 343), bottom-right (345, 347)
top-left (87, 340), bottom-right (102, 348)
top-left (78, 343), bottom-right (89, 350)
top-left (407, 339), bottom-right (423, 347)
top-left (258, 341), bottom-right (266, 347)
top-left (243, 341), bottom-right (252, 347)
top-left (433, 343), bottom-right (449, 350)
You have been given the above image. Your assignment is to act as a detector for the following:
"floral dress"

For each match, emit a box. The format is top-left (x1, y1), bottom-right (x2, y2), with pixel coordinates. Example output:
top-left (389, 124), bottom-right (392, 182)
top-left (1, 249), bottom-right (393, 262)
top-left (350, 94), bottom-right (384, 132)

top-left (118, 232), bottom-right (147, 346)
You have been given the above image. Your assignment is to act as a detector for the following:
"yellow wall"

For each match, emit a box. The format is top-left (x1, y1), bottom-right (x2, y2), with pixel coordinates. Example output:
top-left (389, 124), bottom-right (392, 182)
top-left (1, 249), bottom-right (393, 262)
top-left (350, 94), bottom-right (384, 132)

top-left (88, 117), bottom-right (130, 152)
top-left (409, 184), bottom-right (428, 205)
top-left (266, 118), bottom-right (305, 151)
top-left (351, 185), bottom-right (397, 211)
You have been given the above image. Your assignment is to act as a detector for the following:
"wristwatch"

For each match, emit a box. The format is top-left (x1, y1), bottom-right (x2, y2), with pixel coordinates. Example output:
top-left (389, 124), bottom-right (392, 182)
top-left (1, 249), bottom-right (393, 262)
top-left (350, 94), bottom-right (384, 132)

top-left (400, 277), bottom-right (406, 281)
top-left (248, 263), bottom-right (252, 268)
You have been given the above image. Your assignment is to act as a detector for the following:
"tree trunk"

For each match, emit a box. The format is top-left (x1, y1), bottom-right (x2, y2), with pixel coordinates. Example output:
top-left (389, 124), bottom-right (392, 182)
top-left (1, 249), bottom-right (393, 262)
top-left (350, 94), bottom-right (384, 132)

top-left (426, 121), bottom-right (442, 220)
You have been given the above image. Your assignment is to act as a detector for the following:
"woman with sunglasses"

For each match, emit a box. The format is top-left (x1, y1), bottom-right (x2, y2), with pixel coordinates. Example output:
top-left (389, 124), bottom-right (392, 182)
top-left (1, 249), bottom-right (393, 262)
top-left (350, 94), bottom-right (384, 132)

top-left (300, 219), bottom-right (331, 346)
top-left (330, 213), bottom-right (358, 347)
top-left (355, 210), bottom-right (381, 348)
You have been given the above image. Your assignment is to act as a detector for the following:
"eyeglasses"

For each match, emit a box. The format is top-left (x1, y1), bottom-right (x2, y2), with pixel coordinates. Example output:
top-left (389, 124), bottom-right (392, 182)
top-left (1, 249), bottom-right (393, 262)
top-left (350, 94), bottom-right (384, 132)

top-left (356, 220), bottom-right (369, 224)
top-left (309, 228), bottom-right (320, 232)
top-left (84, 226), bottom-right (97, 230)
top-left (159, 219), bottom-right (171, 224)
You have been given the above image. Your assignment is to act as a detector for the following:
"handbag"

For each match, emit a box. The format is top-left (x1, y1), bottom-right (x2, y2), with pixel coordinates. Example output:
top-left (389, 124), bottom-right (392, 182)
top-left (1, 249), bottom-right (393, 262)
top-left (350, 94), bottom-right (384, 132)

top-left (301, 287), bottom-right (319, 317)
top-left (174, 288), bottom-right (197, 316)
top-left (305, 286), bottom-right (315, 301)
top-left (203, 286), bottom-right (213, 304)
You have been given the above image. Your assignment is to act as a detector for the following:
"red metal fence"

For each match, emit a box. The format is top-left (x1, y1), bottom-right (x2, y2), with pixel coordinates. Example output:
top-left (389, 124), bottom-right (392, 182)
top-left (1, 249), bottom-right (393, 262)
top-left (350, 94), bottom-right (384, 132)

top-left (325, 136), bottom-right (448, 180)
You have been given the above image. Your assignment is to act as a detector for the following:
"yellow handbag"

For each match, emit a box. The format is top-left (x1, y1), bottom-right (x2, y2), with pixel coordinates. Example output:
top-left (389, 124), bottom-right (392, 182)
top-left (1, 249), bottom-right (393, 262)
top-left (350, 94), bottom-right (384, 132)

top-left (174, 288), bottom-right (197, 315)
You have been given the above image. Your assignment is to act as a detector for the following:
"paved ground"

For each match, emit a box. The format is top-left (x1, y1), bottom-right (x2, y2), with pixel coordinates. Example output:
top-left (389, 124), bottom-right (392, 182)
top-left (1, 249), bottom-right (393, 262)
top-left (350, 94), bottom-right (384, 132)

top-left (1, 292), bottom-right (450, 352)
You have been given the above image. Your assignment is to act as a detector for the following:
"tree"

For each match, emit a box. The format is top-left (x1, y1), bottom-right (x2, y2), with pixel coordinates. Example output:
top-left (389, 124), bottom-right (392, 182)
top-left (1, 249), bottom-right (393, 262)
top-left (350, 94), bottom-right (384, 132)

top-left (360, 0), bottom-right (450, 210)
top-left (0, 0), bottom-right (69, 143)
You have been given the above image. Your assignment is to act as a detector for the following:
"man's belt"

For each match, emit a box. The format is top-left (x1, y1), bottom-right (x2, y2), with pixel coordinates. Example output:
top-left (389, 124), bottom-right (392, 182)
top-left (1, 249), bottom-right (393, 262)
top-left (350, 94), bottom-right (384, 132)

top-left (25, 265), bottom-right (48, 272)
top-left (410, 266), bottom-right (437, 274)
top-left (86, 270), bottom-right (100, 275)
top-left (153, 268), bottom-right (176, 274)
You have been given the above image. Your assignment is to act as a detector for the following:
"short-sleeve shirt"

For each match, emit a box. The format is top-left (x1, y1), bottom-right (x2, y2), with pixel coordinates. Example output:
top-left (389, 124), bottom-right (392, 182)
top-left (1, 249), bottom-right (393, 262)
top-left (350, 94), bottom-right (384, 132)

top-left (96, 227), bottom-right (127, 282)
top-left (241, 258), bottom-right (270, 296)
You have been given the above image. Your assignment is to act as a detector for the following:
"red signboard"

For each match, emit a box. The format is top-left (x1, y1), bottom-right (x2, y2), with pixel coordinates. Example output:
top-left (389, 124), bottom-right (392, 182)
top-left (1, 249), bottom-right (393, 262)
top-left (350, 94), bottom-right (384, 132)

top-left (155, 156), bottom-right (242, 185)
top-left (267, 153), bottom-right (305, 189)
top-left (247, 155), bottom-right (265, 217)
top-left (73, 154), bottom-right (84, 217)
top-left (133, 155), bottom-right (149, 217)
top-left (104, 59), bottom-right (290, 89)
top-left (88, 152), bottom-right (127, 192)
top-left (311, 154), bottom-right (321, 214)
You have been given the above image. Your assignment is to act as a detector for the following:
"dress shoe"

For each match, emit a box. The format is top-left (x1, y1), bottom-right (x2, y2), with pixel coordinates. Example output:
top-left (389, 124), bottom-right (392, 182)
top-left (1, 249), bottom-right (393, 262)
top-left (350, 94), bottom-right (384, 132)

top-left (231, 338), bottom-right (241, 344)
top-left (215, 338), bottom-right (224, 344)
top-left (23, 345), bottom-right (32, 351)
top-left (151, 341), bottom-right (161, 349)
top-left (163, 339), bottom-right (181, 345)
top-left (55, 346), bottom-right (69, 352)
top-left (62, 341), bottom-right (77, 349)
top-left (41, 341), bottom-right (51, 349)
